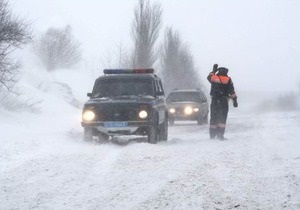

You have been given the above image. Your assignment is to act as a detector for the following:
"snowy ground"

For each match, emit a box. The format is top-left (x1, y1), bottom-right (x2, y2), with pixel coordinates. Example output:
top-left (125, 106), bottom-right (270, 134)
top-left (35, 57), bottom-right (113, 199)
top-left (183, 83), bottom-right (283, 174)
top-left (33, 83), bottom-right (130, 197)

top-left (1, 109), bottom-right (300, 209)
top-left (1, 69), bottom-right (300, 210)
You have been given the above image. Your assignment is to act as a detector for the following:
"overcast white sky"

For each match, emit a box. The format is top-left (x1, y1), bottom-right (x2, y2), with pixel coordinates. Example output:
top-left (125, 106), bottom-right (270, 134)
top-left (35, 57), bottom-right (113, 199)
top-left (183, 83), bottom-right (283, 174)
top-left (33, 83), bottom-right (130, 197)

top-left (11, 0), bottom-right (300, 93)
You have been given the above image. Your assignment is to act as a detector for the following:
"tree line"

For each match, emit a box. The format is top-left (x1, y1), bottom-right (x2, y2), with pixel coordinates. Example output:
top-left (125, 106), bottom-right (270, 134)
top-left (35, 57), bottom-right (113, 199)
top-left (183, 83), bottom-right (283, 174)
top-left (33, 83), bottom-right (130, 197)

top-left (0, 0), bottom-right (202, 95)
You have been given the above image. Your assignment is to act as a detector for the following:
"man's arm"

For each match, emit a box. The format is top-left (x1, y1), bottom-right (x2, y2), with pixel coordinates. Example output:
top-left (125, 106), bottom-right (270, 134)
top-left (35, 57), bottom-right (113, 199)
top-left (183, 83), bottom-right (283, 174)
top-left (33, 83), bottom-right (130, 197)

top-left (228, 78), bottom-right (238, 107)
top-left (207, 64), bottom-right (218, 82)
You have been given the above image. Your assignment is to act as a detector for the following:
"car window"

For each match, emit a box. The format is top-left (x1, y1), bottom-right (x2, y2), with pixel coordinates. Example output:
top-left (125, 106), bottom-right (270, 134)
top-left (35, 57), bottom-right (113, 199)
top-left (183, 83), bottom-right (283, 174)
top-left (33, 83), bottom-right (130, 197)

top-left (93, 78), bottom-right (154, 98)
top-left (155, 78), bottom-right (164, 95)
top-left (167, 92), bottom-right (201, 102)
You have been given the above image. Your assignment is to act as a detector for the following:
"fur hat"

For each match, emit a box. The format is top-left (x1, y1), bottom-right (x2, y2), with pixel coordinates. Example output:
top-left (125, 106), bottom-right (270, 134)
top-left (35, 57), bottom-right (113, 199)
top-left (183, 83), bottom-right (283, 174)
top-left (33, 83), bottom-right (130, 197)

top-left (217, 67), bottom-right (228, 76)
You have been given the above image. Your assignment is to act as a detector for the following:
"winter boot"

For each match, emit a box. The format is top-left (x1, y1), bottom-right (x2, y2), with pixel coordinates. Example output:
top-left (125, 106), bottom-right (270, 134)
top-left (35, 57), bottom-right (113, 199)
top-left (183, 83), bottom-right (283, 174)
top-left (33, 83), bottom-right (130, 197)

top-left (217, 127), bottom-right (227, 140)
top-left (209, 128), bottom-right (217, 139)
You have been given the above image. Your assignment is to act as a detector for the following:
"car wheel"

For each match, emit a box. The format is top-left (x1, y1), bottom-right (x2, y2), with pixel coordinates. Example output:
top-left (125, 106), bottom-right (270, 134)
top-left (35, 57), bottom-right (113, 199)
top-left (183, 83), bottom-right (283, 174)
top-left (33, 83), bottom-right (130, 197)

top-left (169, 119), bottom-right (174, 126)
top-left (148, 116), bottom-right (158, 144)
top-left (98, 133), bottom-right (109, 143)
top-left (197, 116), bottom-right (203, 125)
top-left (159, 117), bottom-right (168, 141)
top-left (84, 127), bottom-right (93, 141)
top-left (203, 114), bottom-right (208, 124)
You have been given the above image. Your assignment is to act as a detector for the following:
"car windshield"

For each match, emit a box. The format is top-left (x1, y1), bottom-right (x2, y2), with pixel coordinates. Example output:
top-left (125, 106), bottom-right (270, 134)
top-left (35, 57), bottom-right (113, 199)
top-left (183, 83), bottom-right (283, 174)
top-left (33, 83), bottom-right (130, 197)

top-left (167, 92), bottom-right (201, 102)
top-left (92, 78), bottom-right (154, 98)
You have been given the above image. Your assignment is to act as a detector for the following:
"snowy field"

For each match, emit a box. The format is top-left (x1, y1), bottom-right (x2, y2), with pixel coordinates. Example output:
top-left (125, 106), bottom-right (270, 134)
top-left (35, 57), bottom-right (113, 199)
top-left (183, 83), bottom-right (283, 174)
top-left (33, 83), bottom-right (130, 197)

top-left (1, 69), bottom-right (300, 210)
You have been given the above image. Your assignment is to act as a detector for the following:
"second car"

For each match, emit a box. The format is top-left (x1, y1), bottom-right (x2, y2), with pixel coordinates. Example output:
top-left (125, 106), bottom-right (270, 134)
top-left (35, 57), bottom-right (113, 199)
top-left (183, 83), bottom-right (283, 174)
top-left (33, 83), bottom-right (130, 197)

top-left (166, 89), bottom-right (209, 125)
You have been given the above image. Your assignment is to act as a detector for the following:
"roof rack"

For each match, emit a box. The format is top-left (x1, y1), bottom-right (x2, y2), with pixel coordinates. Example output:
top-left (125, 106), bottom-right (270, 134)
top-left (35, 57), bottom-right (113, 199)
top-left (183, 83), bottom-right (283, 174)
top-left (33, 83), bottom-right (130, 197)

top-left (103, 68), bottom-right (154, 74)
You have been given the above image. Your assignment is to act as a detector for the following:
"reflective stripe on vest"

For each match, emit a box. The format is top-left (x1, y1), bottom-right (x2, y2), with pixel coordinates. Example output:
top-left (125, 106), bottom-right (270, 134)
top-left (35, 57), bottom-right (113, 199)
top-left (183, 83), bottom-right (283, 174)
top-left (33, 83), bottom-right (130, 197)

top-left (211, 75), bottom-right (230, 84)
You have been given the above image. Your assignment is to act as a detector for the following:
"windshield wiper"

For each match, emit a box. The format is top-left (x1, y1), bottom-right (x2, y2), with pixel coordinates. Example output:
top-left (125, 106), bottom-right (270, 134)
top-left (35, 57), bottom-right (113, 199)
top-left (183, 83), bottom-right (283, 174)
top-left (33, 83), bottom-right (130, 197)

top-left (113, 95), bottom-right (138, 99)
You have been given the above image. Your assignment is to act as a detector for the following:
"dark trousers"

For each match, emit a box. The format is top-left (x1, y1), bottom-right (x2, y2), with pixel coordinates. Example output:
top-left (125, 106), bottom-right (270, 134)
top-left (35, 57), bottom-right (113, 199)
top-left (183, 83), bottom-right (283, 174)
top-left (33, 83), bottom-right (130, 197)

top-left (209, 97), bottom-right (229, 139)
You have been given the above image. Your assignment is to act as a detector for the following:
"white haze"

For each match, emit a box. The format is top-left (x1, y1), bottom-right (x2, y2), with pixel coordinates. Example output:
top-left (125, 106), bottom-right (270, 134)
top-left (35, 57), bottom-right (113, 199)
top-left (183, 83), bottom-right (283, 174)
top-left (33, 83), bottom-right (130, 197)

top-left (11, 0), bottom-right (300, 93)
top-left (0, 66), bottom-right (300, 209)
top-left (1, 1), bottom-right (300, 209)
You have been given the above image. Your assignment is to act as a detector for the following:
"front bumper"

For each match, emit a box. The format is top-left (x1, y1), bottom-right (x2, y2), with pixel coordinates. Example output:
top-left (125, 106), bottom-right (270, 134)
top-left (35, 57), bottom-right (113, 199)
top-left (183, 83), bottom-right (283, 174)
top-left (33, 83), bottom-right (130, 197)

top-left (169, 112), bottom-right (200, 121)
top-left (81, 121), bottom-right (150, 136)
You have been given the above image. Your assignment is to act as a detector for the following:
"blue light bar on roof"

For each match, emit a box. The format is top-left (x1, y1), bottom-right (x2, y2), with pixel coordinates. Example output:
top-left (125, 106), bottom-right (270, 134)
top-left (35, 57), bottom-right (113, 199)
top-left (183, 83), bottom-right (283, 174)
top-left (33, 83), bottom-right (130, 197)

top-left (103, 68), bottom-right (154, 74)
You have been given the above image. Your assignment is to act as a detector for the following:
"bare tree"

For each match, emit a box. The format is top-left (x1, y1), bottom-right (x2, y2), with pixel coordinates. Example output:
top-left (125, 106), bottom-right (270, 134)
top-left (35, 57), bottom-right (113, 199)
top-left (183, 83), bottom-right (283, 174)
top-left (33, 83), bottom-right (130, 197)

top-left (131, 0), bottom-right (162, 68)
top-left (160, 27), bottom-right (201, 94)
top-left (116, 42), bottom-right (129, 68)
top-left (0, 0), bottom-right (31, 91)
top-left (34, 25), bottom-right (81, 71)
top-left (102, 42), bottom-right (131, 69)
top-left (160, 27), bottom-right (181, 92)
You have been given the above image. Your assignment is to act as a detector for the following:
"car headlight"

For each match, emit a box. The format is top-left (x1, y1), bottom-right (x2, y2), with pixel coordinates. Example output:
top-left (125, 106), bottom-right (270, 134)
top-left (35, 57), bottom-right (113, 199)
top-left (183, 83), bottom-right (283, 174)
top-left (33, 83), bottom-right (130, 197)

top-left (169, 108), bottom-right (176, 114)
top-left (83, 110), bottom-right (95, 121)
top-left (184, 106), bottom-right (193, 115)
top-left (193, 108), bottom-right (199, 112)
top-left (139, 110), bottom-right (148, 119)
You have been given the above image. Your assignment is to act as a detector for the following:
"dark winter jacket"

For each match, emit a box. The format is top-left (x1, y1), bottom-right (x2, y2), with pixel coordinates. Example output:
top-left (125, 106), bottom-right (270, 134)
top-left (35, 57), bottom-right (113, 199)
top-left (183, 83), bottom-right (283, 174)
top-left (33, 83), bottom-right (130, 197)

top-left (207, 71), bottom-right (237, 99)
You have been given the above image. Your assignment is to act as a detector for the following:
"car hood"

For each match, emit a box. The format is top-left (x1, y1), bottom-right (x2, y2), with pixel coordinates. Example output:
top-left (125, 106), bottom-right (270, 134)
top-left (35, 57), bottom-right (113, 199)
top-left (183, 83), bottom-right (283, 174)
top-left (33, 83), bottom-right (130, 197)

top-left (167, 101), bottom-right (200, 107)
top-left (85, 96), bottom-right (155, 105)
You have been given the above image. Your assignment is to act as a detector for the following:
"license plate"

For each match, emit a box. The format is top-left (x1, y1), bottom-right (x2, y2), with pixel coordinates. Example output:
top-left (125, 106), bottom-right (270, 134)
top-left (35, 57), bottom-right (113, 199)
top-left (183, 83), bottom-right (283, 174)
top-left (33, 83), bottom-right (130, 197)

top-left (104, 122), bottom-right (128, 127)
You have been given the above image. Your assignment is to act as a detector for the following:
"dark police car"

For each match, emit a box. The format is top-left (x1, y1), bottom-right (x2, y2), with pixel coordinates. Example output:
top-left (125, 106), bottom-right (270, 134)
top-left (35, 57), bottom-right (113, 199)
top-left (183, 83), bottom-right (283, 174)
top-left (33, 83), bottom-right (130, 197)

top-left (166, 89), bottom-right (209, 125)
top-left (81, 69), bottom-right (168, 144)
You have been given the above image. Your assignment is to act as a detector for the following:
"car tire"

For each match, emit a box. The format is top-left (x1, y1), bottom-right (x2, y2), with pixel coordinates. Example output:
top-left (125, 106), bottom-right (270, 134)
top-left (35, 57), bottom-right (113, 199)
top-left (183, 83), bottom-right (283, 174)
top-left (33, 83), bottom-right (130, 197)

top-left (148, 116), bottom-right (158, 144)
top-left (197, 113), bottom-right (208, 125)
top-left (159, 116), bottom-right (168, 141)
top-left (98, 133), bottom-right (109, 143)
top-left (169, 119), bottom-right (174, 126)
top-left (203, 113), bottom-right (208, 124)
top-left (197, 116), bottom-right (203, 125)
top-left (84, 127), bottom-right (94, 141)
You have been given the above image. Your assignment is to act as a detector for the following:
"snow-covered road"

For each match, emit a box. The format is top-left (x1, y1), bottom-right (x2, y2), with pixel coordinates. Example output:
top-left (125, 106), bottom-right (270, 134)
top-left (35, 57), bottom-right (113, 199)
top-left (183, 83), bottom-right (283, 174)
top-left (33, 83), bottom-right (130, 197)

top-left (1, 110), bottom-right (300, 210)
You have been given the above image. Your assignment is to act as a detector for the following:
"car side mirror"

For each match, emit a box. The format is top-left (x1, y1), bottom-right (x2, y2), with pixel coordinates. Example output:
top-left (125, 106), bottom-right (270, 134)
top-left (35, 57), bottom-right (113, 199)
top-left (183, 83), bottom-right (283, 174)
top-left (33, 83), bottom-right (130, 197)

top-left (87, 93), bottom-right (92, 97)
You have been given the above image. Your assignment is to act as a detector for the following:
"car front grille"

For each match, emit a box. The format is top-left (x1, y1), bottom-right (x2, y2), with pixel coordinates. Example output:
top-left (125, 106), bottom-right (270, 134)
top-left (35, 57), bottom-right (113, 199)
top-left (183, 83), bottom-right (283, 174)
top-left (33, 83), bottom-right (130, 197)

top-left (94, 103), bottom-right (150, 121)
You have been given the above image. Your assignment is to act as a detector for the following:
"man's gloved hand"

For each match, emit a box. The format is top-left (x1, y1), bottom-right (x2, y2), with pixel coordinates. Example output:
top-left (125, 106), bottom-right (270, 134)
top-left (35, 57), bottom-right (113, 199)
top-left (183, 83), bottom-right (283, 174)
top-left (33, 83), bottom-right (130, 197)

top-left (233, 98), bottom-right (238, 108)
top-left (213, 64), bottom-right (218, 73)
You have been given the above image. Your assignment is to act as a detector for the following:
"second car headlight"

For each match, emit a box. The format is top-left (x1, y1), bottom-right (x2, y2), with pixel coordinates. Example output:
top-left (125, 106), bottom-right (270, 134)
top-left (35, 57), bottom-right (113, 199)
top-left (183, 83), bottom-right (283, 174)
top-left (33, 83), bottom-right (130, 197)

top-left (83, 110), bottom-right (95, 121)
top-left (169, 108), bottom-right (176, 114)
top-left (139, 110), bottom-right (148, 119)
top-left (184, 106), bottom-right (193, 115)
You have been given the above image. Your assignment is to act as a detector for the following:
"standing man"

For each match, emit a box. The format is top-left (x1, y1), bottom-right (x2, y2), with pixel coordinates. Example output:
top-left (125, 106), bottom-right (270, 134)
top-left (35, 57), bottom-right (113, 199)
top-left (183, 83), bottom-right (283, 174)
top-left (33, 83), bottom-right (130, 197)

top-left (207, 64), bottom-right (238, 140)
